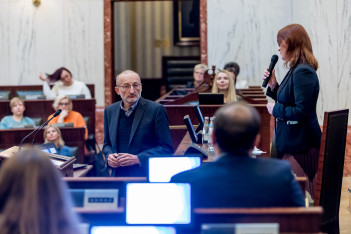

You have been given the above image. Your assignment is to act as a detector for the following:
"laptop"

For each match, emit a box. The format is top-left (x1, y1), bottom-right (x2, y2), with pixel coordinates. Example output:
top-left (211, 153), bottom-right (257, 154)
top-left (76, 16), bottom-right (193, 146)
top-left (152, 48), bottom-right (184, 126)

top-left (148, 155), bottom-right (202, 182)
top-left (126, 183), bottom-right (191, 225)
top-left (199, 93), bottom-right (224, 105)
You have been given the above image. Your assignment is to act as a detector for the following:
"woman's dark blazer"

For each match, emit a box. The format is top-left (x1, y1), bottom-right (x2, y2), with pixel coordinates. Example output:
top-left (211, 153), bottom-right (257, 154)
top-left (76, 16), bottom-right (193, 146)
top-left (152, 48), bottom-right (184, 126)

top-left (266, 63), bottom-right (321, 154)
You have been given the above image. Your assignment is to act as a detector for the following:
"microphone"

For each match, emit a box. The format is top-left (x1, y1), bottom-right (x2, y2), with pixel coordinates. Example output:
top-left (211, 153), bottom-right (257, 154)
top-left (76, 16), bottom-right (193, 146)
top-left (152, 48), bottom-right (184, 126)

top-left (262, 54), bottom-right (279, 88)
top-left (19, 109), bottom-right (62, 148)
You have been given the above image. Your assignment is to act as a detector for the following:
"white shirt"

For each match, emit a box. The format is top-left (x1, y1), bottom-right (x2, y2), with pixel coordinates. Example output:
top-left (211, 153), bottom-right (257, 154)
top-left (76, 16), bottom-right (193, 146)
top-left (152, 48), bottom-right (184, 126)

top-left (43, 80), bottom-right (92, 99)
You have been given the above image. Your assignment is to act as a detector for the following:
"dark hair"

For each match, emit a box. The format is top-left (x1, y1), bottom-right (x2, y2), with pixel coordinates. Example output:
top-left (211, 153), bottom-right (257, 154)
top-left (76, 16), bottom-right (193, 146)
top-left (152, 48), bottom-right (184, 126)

top-left (223, 62), bottom-right (240, 77)
top-left (46, 67), bottom-right (72, 83)
top-left (277, 24), bottom-right (318, 70)
top-left (0, 148), bottom-right (81, 234)
top-left (214, 102), bottom-right (261, 154)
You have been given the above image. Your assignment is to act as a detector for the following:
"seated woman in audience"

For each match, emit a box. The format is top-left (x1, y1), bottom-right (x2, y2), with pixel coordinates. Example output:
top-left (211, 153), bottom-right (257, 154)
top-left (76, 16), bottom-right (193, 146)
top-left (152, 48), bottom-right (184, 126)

top-left (39, 67), bottom-right (92, 99)
top-left (0, 148), bottom-right (81, 234)
top-left (187, 63), bottom-right (208, 88)
top-left (224, 61), bottom-right (247, 89)
top-left (0, 97), bottom-right (36, 129)
top-left (44, 125), bottom-right (73, 157)
top-left (212, 70), bottom-right (237, 103)
top-left (48, 95), bottom-right (88, 139)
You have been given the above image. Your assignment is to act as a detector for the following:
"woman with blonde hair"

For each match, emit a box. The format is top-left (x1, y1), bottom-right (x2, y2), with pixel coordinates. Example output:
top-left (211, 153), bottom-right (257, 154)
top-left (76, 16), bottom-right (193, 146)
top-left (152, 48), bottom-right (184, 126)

top-left (44, 125), bottom-right (73, 157)
top-left (0, 148), bottom-right (81, 234)
top-left (0, 97), bottom-right (35, 129)
top-left (212, 70), bottom-right (237, 103)
top-left (48, 95), bottom-right (88, 139)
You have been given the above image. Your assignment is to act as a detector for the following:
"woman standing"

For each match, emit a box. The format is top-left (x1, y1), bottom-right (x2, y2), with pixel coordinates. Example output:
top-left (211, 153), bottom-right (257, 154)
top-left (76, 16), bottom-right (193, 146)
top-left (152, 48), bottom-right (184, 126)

top-left (263, 24), bottom-right (321, 198)
top-left (44, 125), bottom-right (73, 157)
top-left (212, 70), bottom-right (237, 103)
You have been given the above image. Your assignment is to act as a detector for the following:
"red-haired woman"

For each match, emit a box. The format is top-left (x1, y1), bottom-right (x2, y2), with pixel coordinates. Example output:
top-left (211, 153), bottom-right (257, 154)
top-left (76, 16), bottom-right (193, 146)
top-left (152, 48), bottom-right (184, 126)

top-left (263, 24), bottom-right (321, 198)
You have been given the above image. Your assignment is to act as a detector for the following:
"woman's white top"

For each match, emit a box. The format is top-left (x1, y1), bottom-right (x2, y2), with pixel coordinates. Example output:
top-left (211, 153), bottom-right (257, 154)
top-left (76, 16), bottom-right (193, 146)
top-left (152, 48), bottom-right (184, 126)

top-left (43, 80), bottom-right (92, 99)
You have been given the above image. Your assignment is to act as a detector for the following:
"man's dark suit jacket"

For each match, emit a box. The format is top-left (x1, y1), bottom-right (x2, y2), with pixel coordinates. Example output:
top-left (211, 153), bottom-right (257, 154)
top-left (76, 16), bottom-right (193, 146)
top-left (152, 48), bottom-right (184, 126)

top-left (266, 63), bottom-right (321, 154)
top-left (102, 97), bottom-right (174, 176)
top-left (171, 153), bottom-right (305, 208)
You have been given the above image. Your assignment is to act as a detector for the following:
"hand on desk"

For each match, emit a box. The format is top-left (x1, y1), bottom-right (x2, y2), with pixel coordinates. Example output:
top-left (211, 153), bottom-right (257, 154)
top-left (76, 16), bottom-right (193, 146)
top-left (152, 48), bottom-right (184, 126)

top-left (107, 153), bottom-right (140, 168)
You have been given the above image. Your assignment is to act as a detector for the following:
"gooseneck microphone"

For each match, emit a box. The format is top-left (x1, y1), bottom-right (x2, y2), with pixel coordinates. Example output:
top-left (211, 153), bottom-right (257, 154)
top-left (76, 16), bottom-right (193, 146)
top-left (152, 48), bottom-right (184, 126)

top-left (19, 109), bottom-right (62, 148)
top-left (262, 54), bottom-right (279, 88)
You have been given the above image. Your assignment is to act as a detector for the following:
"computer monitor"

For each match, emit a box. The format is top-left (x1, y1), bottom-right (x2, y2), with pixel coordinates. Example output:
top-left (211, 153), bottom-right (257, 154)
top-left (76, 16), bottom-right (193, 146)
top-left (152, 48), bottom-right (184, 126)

top-left (184, 115), bottom-right (197, 143)
top-left (194, 105), bottom-right (204, 133)
top-left (148, 156), bottom-right (201, 182)
top-left (198, 93), bottom-right (224, 105)
top-left (126, 183), bottom-right (191, 225)
top-left (91, 226), bottom-right (176, 234)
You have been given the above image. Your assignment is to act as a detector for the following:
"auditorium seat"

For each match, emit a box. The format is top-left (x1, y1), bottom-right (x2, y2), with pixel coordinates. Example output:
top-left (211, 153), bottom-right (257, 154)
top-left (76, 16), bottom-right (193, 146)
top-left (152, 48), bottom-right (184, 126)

top-left (162, 56), bottom-right (200, 91)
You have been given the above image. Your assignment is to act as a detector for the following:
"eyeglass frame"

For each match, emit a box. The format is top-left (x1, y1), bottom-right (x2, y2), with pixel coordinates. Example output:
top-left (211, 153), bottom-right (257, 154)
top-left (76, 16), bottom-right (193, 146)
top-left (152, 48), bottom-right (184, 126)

top-left (116, 83), bottom-right (142, 90)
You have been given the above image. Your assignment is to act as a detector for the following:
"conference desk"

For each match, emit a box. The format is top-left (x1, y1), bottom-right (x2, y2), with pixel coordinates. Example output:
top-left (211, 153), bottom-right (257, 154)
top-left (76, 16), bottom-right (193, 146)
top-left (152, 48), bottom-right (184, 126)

top-left (0, 98), bottom-right (96, 136)
top-left (0, 127), bottom-right (86, 163)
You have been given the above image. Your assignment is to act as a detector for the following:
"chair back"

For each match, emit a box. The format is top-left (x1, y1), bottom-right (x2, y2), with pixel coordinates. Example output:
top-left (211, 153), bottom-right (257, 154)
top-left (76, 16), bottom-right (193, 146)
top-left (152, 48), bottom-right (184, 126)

top-left (314, 109), bottom-right (349, 233)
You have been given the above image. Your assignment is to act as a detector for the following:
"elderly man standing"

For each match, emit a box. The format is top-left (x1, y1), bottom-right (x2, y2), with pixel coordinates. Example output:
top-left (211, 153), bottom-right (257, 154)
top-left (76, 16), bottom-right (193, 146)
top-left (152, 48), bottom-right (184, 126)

top-left (171, 102), bottom-right (305, 208)
top-left (103, 70), bottom-right (174, 177)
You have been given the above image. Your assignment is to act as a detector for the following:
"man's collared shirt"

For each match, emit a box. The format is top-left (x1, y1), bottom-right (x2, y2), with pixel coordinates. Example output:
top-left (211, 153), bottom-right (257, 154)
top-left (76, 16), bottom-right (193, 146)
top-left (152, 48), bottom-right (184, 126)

top-left (120, 100), bottom-right (139, 117)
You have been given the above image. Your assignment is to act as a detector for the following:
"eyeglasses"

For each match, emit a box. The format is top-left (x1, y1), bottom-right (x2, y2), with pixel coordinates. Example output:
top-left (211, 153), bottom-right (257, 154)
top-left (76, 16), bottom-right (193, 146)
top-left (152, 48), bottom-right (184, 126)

top-left (58, 102), bottom-right (70, 106)
top-left (116, 83), bottom-right (142, 90)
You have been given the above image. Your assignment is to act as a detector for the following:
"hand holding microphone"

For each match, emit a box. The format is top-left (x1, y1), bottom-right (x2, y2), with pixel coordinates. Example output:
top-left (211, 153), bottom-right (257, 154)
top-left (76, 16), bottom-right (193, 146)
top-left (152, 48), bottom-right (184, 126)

top-left (262, 54), bottom-right (279, 89)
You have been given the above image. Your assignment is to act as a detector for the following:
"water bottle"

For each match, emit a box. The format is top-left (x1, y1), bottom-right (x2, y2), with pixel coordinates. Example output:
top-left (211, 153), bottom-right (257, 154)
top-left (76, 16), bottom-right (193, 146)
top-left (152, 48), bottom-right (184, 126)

top-left (207, 117), bottom-right (215, 157)
top-left (202, 117), bottom-right (209, 148)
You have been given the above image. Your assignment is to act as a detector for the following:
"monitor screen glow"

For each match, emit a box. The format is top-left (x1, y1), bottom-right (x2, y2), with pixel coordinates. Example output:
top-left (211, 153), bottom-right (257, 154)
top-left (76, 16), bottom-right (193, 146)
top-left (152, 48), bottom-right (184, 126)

top-left (91, 226), bottom-right (176, 234)
top-left (126, 183), bottom-right (191, 224)
top-left (148, 156), bottom-right (201, 182)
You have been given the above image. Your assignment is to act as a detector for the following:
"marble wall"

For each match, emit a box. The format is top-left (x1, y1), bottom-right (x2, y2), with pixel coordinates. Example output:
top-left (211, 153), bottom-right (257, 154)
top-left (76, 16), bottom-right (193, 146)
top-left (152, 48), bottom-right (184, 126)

top-left (207, 0), bottom-right (351, 124)
top-left (0, 0), bottom-right (104, 106)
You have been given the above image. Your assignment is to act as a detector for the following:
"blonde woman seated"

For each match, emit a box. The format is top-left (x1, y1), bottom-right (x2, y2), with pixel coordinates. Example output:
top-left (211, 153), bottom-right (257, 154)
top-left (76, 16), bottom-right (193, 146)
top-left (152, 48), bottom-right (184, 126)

top-left (44, 125), bottom-right (73, 157)
top-left (0, 97), bottom-right (36, 129)
top-left (0, 148), bottom-right (81, 234)
top-left (48, 95), bottom-right (88, 139)
top-left (212, 70), bottom-right (237, 103)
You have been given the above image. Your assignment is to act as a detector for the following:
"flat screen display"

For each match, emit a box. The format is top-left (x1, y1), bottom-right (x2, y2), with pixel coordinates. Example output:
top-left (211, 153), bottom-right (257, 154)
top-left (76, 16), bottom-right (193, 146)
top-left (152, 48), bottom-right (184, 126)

top-left (91, 226), bottom-right (176, 234)
top-left (126, 183), bottom-right (191, 224)
top-left (148, 156), bottom-right (201, 182)
top-left (198, 93), bottom-right (224, 105)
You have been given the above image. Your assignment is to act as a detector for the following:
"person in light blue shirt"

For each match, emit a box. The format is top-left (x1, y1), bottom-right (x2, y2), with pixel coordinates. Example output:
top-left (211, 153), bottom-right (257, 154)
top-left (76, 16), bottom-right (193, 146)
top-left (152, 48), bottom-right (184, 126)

top-left (43, 125), bottom-right (73, 157)
top-left (0, 97), bottom-right (36, 129)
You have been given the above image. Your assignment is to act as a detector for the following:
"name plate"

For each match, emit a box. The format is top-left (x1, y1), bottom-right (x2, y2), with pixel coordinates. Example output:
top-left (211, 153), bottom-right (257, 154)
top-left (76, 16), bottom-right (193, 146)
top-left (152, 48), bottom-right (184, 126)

top-left (84, 189), bottom-right (119, 209)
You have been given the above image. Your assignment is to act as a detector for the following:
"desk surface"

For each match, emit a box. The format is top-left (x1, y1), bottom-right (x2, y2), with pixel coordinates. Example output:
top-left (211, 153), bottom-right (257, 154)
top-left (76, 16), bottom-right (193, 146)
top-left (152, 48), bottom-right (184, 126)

top-left (73, 165), bottom-right (93, 177)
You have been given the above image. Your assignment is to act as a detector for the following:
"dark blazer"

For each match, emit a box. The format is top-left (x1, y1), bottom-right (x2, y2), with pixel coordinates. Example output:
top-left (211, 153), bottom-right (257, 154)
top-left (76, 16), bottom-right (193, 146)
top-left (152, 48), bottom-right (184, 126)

top-left (102, 97), bottom-right (174, 176)
top-left (266, 63), bottom-right (321, 154)
top-left (171, 154), bottom-right (305, 208)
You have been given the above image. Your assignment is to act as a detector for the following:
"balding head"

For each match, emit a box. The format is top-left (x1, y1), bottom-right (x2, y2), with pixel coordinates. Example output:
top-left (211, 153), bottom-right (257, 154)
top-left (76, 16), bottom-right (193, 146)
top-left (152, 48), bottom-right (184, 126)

top-left (213, 102), bottom-right (261, 154)
top-left (116, 70), bottom-right (141, 85)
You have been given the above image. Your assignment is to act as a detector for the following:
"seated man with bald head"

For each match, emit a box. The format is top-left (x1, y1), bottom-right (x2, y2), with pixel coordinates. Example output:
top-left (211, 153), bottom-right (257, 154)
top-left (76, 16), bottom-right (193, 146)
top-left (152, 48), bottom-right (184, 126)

top-left (103, 70), bottom-right (174, 177)
top-left (171, 102), bottom-right (305, 208)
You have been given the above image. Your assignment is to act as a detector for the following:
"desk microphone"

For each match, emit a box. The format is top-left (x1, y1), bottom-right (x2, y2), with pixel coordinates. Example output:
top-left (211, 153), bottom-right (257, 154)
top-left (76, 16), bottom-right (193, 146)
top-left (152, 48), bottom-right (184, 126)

top-left (262, 54), bottom-right (279, 88)
top-left (19, 109), bottom-right (62, 148)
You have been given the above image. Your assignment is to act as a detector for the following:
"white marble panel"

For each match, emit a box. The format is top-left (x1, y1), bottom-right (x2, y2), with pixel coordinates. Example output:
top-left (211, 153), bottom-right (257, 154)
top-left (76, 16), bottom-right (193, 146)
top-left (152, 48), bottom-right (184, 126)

top-left (336, 0), bottom-right (351, 115)
top-left (208, 0), bottom-right (291, 86)
top-left (8, 0), bottom-right (38, 85)
top-left (208, 0), bottom-right (351, 124)
top-left (63, 0), bottom-right (104, 106)
top-left (0, 0), bottom-right (10, 82)
top-left (0, 0), bottom-right (104, 106)
top-left (309, 0), bottom-right (339, 123)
